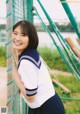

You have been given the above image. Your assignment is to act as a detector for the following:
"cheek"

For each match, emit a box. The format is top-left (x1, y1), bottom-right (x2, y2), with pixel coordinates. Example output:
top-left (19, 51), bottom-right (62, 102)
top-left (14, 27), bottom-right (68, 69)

top-left (24, 38), bottom-right (29, 47)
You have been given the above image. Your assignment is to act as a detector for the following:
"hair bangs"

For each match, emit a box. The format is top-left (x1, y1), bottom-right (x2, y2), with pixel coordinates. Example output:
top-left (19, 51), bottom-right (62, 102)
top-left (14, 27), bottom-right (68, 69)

top-left (20, 23), bottom-right (28, 36)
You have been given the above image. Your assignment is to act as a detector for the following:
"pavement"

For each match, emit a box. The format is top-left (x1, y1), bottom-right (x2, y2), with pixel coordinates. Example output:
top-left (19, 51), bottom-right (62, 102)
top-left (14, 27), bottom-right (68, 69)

top-left (0, 67), bottom-right (7, 107)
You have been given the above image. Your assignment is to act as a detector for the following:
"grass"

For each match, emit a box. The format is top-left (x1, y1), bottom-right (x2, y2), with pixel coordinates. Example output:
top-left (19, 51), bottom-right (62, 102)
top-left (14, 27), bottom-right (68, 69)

top-left (38, 46), bottom-right (69, 72)
top-left (53, 75), bottom-right (80, 114)
top-left (0, 45), bottom-right (6, 67)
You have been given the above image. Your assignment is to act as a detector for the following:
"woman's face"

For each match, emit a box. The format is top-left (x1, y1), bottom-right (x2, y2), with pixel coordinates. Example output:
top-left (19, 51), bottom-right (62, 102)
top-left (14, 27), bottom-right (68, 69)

top-left (12, 25), bottom-right (29, 54)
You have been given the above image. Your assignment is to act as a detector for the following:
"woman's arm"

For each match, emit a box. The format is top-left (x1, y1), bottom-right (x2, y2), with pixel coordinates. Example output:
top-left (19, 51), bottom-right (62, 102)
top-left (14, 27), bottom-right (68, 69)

top-left (13, 65), bottom-right (35, 103)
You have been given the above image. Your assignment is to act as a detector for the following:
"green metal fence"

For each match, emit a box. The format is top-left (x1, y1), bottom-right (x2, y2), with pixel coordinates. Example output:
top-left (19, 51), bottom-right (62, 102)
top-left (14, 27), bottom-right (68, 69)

top-left (6, 0), bottom-right (33, 114)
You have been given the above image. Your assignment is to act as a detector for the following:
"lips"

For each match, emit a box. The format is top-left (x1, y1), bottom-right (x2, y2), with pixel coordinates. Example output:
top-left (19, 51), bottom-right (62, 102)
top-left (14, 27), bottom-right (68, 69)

top-left (14, 41), bottom-right (22, 46)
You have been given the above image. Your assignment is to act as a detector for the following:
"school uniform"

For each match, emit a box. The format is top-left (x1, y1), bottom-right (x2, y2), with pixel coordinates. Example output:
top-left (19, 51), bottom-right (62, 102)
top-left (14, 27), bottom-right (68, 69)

top-left (18, 49), bottom-right (65, 114)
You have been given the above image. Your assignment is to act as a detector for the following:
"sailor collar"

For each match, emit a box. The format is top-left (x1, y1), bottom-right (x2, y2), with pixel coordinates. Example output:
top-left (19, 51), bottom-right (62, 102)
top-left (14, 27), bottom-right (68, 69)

top-left (18, 49), bottom-right (41, 69)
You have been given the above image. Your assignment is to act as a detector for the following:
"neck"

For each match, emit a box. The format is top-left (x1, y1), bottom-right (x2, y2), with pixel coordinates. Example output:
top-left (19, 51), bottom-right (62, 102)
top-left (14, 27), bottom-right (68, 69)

top-left (17, 50), bottom-right (23, 56)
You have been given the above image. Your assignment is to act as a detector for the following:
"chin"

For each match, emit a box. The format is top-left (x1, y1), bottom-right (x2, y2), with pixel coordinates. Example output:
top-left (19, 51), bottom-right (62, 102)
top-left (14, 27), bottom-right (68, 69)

top-left (13, 46), bottom-right (21, 50)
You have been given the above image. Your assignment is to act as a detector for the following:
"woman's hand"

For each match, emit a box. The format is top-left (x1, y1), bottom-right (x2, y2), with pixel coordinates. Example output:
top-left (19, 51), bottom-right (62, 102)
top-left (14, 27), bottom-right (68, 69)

top-left (13, 63), bottom-right (26, 93)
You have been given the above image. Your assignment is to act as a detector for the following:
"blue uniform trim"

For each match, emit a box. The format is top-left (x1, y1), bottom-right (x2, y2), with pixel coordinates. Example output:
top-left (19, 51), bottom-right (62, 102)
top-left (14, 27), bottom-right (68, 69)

top-left (18, 49), bottom-right (41, 69)
top-left (25, 87), bottom-right (38, 96)
top-left (26, 92), bottom-right (37, 96)
top-left (18, 55), bottom-right (41, 69)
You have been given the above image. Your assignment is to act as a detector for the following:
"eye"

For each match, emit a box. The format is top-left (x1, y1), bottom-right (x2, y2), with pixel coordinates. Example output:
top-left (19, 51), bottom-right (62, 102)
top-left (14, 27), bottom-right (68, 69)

top-left (13, 32), bottom-right (17, 35)
top-left (21, 33), bottom-right (27, 37)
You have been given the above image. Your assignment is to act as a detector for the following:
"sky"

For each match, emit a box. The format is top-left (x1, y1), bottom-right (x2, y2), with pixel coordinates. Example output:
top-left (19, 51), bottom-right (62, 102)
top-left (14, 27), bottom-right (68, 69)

top-left (0, 0), bottom-right (80, 24)
top-left (34, 0), bottom-right (80, 22)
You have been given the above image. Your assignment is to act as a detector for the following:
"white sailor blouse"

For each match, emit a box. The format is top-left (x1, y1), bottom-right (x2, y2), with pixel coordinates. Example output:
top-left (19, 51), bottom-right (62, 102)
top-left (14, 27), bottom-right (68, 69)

top-left (18, 49), bottom-right (55, 108)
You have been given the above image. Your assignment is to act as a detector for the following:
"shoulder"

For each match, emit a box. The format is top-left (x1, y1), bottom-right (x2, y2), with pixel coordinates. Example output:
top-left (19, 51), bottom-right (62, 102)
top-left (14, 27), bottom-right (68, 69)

top-left (19, 59), bottom-right (39, 71)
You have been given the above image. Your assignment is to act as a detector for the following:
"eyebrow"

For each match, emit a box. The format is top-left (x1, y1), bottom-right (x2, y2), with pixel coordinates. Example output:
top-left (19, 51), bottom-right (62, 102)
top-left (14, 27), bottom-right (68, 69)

top-left (13, 31), bottom-right (21, 34)
top-left (13, 31), bottom-right (27, 35)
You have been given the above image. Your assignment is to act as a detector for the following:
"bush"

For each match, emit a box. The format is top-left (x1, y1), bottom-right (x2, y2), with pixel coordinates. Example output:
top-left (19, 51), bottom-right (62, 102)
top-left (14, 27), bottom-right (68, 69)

top-left (0, 46), bottom-right (6, 67)
top-left (38, 47), bottom-right (69, 72)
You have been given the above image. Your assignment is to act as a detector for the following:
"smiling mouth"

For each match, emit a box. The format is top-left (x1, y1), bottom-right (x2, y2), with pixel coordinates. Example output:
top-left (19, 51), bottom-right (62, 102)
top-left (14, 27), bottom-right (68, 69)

top-left (14, 41), bottom-right (22, 46)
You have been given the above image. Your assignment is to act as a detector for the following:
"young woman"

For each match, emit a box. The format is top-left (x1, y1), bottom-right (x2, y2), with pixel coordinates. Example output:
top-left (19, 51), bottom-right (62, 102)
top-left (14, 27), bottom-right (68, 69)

top-left (12, 20), bottom-right (65, 114)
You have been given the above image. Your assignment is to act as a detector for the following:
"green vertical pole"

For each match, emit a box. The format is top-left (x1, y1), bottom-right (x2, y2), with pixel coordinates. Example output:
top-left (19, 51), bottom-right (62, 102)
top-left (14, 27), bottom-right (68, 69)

top-left (26, 0), bottom-right (33, 22)
top-left (6, 0), bottom-right (14, 113)
top-left (60, 0), bottom-right (80, 39)
top-left (23, 0), bottom-right (25, 20)
top-left (22, 99), bottom-right (28, 114)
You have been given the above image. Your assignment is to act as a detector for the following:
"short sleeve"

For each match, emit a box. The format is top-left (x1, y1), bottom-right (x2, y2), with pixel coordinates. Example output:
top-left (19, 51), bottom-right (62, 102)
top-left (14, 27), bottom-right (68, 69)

top-left (18, 59), bottom-right (38, 96)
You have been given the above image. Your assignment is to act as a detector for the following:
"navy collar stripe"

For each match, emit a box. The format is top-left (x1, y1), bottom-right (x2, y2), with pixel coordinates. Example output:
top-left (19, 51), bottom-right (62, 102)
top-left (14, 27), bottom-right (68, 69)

top-left (18, 49), bottom-right (41, 69)
top-left (18, 56), bottom-right (41, 69)
top-left (19, 55), bottom-right (41, 66)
